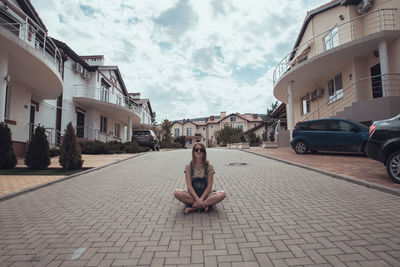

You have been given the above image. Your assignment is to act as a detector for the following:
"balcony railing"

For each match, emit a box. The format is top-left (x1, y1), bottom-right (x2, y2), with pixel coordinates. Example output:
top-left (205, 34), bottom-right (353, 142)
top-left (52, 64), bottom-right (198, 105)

top-left (303, 73), bottom-right (400, 121)
top-left (74, 84), bottom-right (142, 115)
top-left (273, 8), bottom-right (398, 85)
top-left (28, 123), bottom-right (62, 146)
top-left (77, 126), bottom-right (122, 143)
top-left (0, 2), bottom-right (62, 74)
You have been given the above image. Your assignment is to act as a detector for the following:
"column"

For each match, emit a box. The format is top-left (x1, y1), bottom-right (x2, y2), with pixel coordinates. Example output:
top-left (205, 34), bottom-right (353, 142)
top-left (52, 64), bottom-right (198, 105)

top-left (288, 82), bottom-right (294, 141)
top-left (378, 40), bottom-right (390, 96)
top-left (128, 117), bottom-right (132, 142)
top-left (0, 51), bottom-right (8, 122)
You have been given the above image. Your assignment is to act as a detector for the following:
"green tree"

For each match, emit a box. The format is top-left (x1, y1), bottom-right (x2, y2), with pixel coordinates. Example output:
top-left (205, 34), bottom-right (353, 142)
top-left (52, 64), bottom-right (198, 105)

top-left (0, 122), bottom-right (17, 169)
top-left (266, 101), bottom-right (280, 118)
top-left (160, 119), bottom-right (173, 144)
top-left (25, 125), bottom-right (50, 169)
top-left (59, 122), bottom-right (83, 170)
top-left (215, 126), bottom-right (243, 146)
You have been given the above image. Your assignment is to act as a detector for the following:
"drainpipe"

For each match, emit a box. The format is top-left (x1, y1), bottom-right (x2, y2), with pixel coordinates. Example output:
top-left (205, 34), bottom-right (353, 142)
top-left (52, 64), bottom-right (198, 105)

top-left (288, 81), bottom-right (294, 141)
top-left (0, 51), bottom-right (8, 123)
top-left (378, 40), bottom-right (390, 97)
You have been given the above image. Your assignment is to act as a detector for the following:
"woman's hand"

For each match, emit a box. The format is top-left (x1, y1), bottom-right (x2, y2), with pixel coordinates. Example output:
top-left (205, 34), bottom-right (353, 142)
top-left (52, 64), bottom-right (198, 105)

top-left (193, 198), bottom-right (205, 209)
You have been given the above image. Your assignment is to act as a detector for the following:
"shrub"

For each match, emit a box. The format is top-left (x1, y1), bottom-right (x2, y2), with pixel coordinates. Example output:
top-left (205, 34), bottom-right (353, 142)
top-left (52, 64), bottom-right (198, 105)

top-left (25, 125), bottom-right (50, 169)
top-left (80, 140), bottom-right (108, 154)
top-left (174, 136), bottom-right (186, 147)
top-left (59, 122), bottom-right (83, 170)
top-left (173, 143), bottom-right (184, 149)
top-left (126, 141), bottom-right (143, 153)
top-left (160, 140), bottom-right (173, 149)
top-left (50, 147), bottom-right (60, 157)
top-left (0, 122), bottom-right (17, 169)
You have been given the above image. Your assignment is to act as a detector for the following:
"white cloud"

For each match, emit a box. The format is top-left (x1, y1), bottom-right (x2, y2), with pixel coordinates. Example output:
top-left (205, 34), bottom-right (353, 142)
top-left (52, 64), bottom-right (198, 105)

top-left (31, 0), bottom-right (325, 122)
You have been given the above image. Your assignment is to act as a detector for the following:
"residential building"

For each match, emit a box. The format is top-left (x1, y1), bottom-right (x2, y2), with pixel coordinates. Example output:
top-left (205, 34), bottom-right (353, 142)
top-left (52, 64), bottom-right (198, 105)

top-left (273, 0), bottom-right (400, 140)
top-left (0, 0), bottom-right (63, 156)
top-left (0, 0), bottom-right (155, 156)
top-left (50, 41), bottom-right (143, 144)
top-left (129, 93), bottom-right (156, 130)
top-left (171, 112), bottom-right (263, 148)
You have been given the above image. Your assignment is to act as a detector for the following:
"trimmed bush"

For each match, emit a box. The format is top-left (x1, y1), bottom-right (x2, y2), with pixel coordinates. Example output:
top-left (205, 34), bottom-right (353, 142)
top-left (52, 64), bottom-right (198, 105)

top-left (0, 122), bottom-right (17, 169)
top-left (59, 122), bottom-right (83, 170)
top-left (126, 141), bottom-right (143, 153)
top-left (50, 147), bottom-right (61, 157)
top-left (25, 125), bottom-right (51, 169)
top-left (80, 140), bottom-right (108, 154)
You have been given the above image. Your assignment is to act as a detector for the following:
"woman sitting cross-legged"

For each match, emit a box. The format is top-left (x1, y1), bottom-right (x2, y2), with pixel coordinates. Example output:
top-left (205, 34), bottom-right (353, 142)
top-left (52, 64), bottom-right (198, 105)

top-left (174, 143), bottom-right (226, 214)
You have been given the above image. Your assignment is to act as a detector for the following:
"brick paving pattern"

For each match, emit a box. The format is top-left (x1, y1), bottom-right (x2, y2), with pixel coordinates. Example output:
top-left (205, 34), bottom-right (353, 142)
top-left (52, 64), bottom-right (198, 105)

top-left (0, 149), bottom-right (399, 266)
top-left (249, 147), bottom-right (400, 190)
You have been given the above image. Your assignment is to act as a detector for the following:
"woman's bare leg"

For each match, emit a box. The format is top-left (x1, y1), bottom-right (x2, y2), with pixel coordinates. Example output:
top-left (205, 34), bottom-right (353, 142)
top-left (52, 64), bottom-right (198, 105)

top-left (174, 189), bottom-right (195, 206)
top-left (203, 191), bottom-right (226, 211)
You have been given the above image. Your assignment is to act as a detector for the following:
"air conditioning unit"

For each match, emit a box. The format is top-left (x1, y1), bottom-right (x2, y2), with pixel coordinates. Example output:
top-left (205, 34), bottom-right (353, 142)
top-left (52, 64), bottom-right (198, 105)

top-left (357, 0), bottom-right (373, 14)
top-left (73, 62), bottom-right (83, 73)
top-left (305, 93), bottom-right (312, 101)
top-left (82, 69), bottom-right (90, 79)
top-left (311, 90), bottom-right (318, 101)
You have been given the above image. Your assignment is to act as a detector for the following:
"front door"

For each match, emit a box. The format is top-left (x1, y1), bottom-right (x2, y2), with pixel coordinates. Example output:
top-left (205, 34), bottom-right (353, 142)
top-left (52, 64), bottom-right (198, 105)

top-left (370, 63), bottom-right (382, 98)
top-left (76, 111), bottom-right (85, 138)
top-left (29, 105), bottom-right (35, 140)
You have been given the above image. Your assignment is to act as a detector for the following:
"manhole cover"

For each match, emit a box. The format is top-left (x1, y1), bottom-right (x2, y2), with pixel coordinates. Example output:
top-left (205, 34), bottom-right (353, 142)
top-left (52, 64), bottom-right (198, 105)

top-left (228, 162), bottom-right (247, 166)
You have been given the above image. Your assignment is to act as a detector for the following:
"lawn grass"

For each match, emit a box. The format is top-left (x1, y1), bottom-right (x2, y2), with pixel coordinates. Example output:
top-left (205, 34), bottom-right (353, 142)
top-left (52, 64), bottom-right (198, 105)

top-left (0, 167), bottom-right (92, 176)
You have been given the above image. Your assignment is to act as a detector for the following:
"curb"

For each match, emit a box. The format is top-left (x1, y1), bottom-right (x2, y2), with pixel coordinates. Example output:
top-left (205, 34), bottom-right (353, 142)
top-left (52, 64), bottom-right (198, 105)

top-left (241, 149), bottom-right (400, 197)
top-left (0, 153), bottom-right (145, 202)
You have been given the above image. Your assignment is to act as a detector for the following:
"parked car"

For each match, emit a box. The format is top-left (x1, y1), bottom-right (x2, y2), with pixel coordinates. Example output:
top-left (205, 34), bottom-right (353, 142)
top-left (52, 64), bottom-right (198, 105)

top-left (291, 118), bottom-right (369, 154)
top-left (366, 114), bottom-right (400, 183)
top-left (132, 130), bottom-right (160, 151)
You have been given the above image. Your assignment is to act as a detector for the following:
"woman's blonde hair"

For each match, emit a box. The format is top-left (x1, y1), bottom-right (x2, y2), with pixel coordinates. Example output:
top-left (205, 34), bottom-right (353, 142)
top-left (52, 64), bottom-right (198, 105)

top-left (192, 142), bottom-right (207, 165)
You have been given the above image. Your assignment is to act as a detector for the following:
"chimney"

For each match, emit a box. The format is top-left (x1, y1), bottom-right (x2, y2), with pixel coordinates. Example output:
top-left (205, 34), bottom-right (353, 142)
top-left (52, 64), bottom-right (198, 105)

top-left (129, 93), bottom-right (141, 100)
top-left (253, 114), bottom-right (258, 119)
top-left (220, 111), bottom-right (226, 118)
top-left (210, 115), bottom-right (214, 121)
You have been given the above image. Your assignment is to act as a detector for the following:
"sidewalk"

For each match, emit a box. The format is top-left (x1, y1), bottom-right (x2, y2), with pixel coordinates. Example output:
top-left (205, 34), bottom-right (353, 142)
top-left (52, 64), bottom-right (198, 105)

top-left (0, 154), bottom-right (135, 198)
top-left (247, 147), bottom-right (400, 191)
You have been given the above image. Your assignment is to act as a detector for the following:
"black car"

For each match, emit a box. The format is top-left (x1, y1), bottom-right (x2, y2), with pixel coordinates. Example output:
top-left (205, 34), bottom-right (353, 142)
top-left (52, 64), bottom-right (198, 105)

top-left (132, 130), bottom-right (160, 151)
top-left (366, 114), bottom-right (400, 183)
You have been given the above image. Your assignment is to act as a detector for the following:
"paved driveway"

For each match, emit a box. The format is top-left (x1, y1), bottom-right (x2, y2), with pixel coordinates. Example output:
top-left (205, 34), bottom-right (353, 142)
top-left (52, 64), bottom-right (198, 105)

top-left (0, 149), bottom-right (399, 266)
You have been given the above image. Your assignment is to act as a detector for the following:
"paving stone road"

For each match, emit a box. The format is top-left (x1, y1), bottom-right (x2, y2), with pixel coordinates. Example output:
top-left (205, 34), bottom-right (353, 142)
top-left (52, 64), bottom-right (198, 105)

top-left (0, 149), bottom-right (399, 266)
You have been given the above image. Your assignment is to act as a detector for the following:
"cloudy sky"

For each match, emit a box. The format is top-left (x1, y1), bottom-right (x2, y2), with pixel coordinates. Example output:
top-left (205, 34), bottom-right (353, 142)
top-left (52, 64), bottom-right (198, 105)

top-left (31, 0), bottom-right (325, 122)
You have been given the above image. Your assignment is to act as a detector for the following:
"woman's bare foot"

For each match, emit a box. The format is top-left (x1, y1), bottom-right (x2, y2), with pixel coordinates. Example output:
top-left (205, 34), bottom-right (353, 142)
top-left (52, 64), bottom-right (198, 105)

top-left (184, 207), bottom-right (198, 215)
top-left (204, 206), bottom-right (209, 213)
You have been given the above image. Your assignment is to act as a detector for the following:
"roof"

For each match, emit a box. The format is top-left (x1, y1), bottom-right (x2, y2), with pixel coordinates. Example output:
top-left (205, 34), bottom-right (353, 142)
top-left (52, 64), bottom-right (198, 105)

top-left (52, 38), bottom-right (93, 70)
top-left (173, 112), bottom-right (264, 125)
top-left (80, 55), bottom-right (104, 59)
top-left (98, 66), bottom-right (129, 96)
top-left (134, 99), bottom-right (155, 119)
top-left (291, 0), bottom-right (341, 58)
top-left (17, 0), bottom-right (48, 32)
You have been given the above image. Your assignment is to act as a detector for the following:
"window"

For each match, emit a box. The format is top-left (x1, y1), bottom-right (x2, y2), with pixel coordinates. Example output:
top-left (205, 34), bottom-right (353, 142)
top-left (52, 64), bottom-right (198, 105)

top-left (301, 95), bottom-right (310, 115)
top-left (329, 121), bottom-right (352, 132)
top-left (116, 96), bottom-right (122, 106)
top-left (174, 128), bottom-right (180, 137)
top-left (186, 127), bottom-right (192, 136)
top-left (230, 116), bottom-right (236, 122)
top-left (237, 123), bottom-right (244, 131)
top-left (100, 82), bottom-right (110, 102)
top-left (328, 73), bottom-right (343, 103)
top-left (308, 121), bottom-right (328, 131)
top-left (324, 27), bottom-right (339, 51)
top-left (115, 123), bottom-right (120, 137)
top-left (203, 127), bottom-right (205, 131)
top-left (100, 115), bottom-right (107, 133)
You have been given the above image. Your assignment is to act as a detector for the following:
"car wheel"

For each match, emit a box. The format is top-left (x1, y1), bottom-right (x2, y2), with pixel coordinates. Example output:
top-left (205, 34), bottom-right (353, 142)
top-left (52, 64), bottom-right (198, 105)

top-left (152, 144), bottom-right (156, 151)
top-left (294, 141), bottom-right (308, 154)
top-left (386, 151), bottom-right (400, 183)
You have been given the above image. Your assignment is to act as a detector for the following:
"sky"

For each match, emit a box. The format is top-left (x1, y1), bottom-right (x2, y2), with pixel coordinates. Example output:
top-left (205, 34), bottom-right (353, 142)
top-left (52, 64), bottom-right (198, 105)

top-left (31, 0), bottom-right (326, 122)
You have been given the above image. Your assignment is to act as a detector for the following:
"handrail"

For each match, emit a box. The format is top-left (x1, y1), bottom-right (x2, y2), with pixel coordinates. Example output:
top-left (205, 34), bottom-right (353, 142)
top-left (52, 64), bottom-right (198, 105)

top-left (273, 8), bottom-right (398, 85)
top-left (74, 84), bottom-right (142, 115)
top-left (0, 2), bottom-right (63, 74)
top-left (28, 123), bottom-right (62, 146)
top-left (303, 73), bottom-right (400, 121)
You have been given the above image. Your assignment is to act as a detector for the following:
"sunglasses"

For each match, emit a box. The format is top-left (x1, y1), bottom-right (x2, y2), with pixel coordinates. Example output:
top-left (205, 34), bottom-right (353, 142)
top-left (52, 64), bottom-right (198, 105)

top-left (194, 148), bottom-right (205, 152)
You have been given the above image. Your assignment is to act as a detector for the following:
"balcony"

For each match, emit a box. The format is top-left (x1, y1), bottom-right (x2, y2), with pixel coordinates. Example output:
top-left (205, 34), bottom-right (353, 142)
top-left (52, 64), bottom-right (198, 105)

top-left (273, 8), bottom-right (399, 101)
top-left (73, 85), bottom-right (141, 124)
top-left (0, 2), bottom-right (63, 98)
